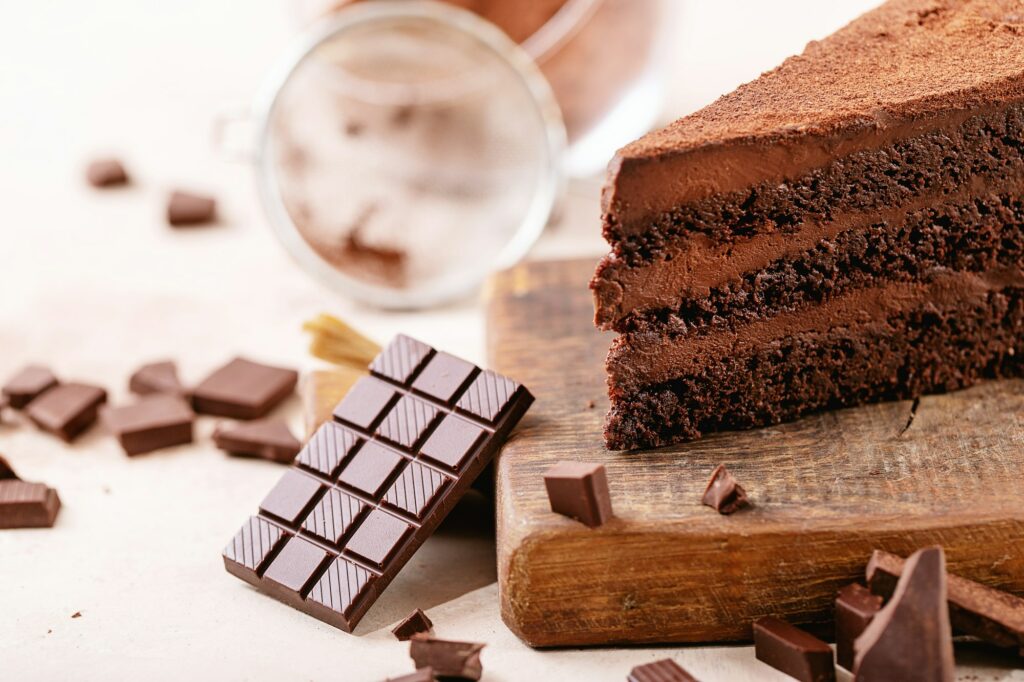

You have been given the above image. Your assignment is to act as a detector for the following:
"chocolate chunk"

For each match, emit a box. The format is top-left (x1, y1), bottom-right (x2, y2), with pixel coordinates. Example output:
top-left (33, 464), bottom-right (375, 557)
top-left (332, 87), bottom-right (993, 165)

top-left (854, 546), bottom-right (954, 681)
top-left (0, 465), bottom-right (61, 529)
top-left (392, 608), bottom-right (433, 641)
top-left (753, 617), bottom-right (835, 682)
top-left (835, 583), bottom-right (882, 671)
top-left (701, 464), bottom-right (749, 514)
top-left (193, 357), bottom-right (297, 419)
top-left (543, 461), bottom-right (613, 527)
top-left (223, 335), bottom-right (532, 633)
top-left (25, 382), bottom-right (107, 442)
top-left (213, 419), bottom-right (301, 463)
top-left (628, 659), bottom-right (699, 682)
top-left (2, 365), bottom-right (59, 409)
top-left (101, 394), bottom-right (194, 456)
top-left (409, 634), bottom-right (484, 681)
top-left (866, 548), bottom-right (1024, 654)
top-left (385, 669), bottom-right (435, 682)
top-left (129, 360), bottom-right (188, 398)
top-left (167, 190), bottom-right (216, 226)
top-left (85, 158), bottom-right (129, 187)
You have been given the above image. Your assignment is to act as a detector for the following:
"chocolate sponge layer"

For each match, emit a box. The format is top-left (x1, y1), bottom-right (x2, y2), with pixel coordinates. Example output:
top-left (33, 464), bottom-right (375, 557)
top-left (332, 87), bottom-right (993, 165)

top-left (605, 286), bottom-right (1024, 450)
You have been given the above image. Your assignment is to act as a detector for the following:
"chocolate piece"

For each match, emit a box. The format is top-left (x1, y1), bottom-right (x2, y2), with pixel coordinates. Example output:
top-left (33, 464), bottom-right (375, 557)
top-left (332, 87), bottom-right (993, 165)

top-left (628, 659), bottom-right (699, 682)
top-left (85, 158), bottom-right (128, 187)
top-left (835, 583), bottom-right (882, 671)
top-left (101, 394), bottom-right (194, 456)
top-left (392, 608), bottom-right (433, 641)
top-left (2, 365), bottom-right (59, 409)
top-left (543, 461), bottom-right (613, 527)
top-left (129, 360), bottom-right (188, 397)
top-left (701, 465), bottom-right (749, 514)
top-left (753, 617), bottom-right (835, 682)
top-left (213, 419), bottom-right (301, 463)
top-left (866, 548), bottom-right (1024, 654)
top-left (409, 634), bottom-right (484, 681)
top-left (167, 190), bottom-right (216, 226)
top-left (25, 382), bottom-right (107, 442)
top-left (223, 335), bottom-right (532, 632)
top-left (0, 461), bottom-right (61, 529)
top-left (193, 357), bottom-right (297, 419)
top-left (385, 669), bottom-right (435, 682)
top-left (854, 546), bottom-right (954, 680)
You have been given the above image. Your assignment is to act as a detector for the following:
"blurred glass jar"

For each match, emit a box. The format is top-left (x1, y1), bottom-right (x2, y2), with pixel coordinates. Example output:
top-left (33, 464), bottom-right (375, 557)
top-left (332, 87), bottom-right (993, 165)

top-left (237, 0), bottom-right (665, 308)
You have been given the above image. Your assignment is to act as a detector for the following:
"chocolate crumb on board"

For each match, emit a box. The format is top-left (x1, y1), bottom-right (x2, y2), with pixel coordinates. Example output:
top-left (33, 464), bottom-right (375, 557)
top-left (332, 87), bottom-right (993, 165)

top-left (2, 365), bottom-right (59, 409)
top-left (392, 608), bottom-right (433, 641)
top-left (835, 583), bottom-right (883, 671)
top-left (854, 546), bottom-right (954, 679)
top-left (212, 419), bottom-right (301, 463)
top-left (543, 461), bottom-right (614, 527)
top-left (701, 464), bottom-right (750, 514)
top-left (409, 634), bottom-right (484, 681)
top-left (129, 360), bottom-right (189, 398)
top-left (71, 612), bottom-right (81, 619)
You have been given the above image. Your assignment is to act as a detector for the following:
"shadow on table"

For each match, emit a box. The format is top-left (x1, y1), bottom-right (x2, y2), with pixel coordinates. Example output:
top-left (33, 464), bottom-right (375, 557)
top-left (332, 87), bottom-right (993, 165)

top-left (354, 489), bottom-right (497, 635)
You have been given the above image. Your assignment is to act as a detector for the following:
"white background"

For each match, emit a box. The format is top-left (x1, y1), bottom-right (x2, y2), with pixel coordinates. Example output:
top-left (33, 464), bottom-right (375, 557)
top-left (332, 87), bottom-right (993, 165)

top-left (2, 1), bottom-right (1021, 680)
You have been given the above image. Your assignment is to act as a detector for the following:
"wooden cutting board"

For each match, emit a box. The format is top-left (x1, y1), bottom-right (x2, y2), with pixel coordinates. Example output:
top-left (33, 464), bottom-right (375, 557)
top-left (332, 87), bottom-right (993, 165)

top-left (485, 257), bottom-right (1024, 648)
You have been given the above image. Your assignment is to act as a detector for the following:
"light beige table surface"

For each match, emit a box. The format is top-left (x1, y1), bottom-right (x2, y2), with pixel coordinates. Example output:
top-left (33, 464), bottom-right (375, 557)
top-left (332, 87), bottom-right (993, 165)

top-left (2, 1), bottom-right (1021, 680)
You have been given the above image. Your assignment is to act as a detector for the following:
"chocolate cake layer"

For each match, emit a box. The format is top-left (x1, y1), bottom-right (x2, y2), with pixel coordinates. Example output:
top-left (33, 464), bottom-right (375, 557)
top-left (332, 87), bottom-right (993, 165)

top-left (606, 280), bottom-right (1024, 450)
top-left (619, 187), bottom-right (1024, 336)
top-left (595, 103), bottom-right (1024, 330)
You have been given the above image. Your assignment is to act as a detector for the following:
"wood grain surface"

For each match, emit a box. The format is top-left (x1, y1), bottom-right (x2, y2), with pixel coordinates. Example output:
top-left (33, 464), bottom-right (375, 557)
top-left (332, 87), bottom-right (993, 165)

top-left (485, 257), bottom-right (1024, 648)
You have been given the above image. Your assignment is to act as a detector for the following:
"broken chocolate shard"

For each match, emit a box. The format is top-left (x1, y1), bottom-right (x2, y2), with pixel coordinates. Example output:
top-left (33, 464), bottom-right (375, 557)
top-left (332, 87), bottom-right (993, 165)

top-left (854, 546), bottom-right (954, 682)
top-left (385, 669), bottom-right (435, 682)
top-left (101, 394), bottom-right (194, 456)
top-left (25, 382), bottom-right (107, 442)
top-left (129, 360), bottom-right (188, 398)
top-left (86, 158), bottom-right (129, 187)
top-left (0, 479), bottom-right (61, 529)
top-left (701, 464), bottom-right (749, 514)
top-left (409, 634), bottom-right (484, 681)
top-left (543, 461), bottom-right (614, 528)
top-left (753, 617), bottom-right (835, 682)
top-left (193, 357), bottom-right (298, 420)
top-left (835, 583), bottom-right (882, 671)
top-left (628, 658), bottom-right (700, 682)
top-left (392, 608), bottom-right (433, 641)
top-left (867, 548), bottom-right (1024, 654)
top-left (167, 190), bottom-right (216, 226)
top-left (223, 335), bottom-right (532, 632)
top-left (2, 365), bottom-right (59, 409)
top-left (213, 419), bottom-right (301, 463)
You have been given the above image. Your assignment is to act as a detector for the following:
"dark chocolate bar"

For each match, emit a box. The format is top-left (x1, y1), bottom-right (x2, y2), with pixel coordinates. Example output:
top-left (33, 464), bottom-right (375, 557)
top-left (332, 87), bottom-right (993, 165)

top-left (867, 548), bottom-right (1024, 654)
top-left (223, 334), bottom-right (532, 632)
top-left (129, 360), bottom-right (189, 398)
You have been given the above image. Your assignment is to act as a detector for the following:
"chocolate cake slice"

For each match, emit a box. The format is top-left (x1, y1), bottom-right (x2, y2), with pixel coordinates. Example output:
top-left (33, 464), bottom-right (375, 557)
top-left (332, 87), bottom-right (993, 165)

top-left (593, 0), bottom-right (1024, 450)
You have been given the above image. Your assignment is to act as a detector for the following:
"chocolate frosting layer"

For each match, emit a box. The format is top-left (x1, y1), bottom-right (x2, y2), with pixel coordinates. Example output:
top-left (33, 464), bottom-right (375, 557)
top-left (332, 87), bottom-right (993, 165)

top-left (602, 0), bottom-right (1024, 234)
top-left (607, 267), bottom-right (1024, 391)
